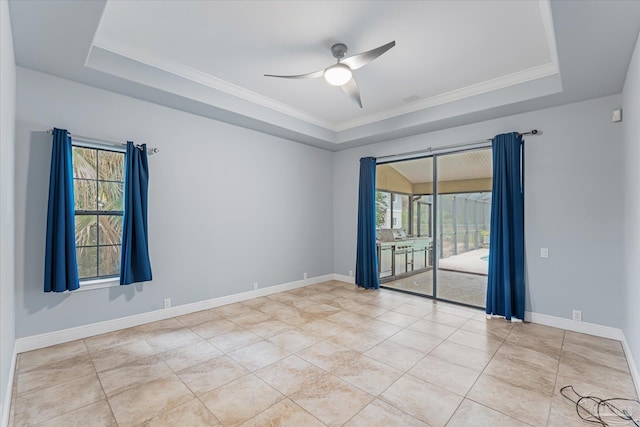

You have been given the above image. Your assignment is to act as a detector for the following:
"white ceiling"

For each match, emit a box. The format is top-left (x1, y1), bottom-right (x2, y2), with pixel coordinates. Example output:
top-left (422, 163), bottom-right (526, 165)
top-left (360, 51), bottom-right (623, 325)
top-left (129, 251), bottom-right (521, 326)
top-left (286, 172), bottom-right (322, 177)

top-left (8, 1), bottom-right (640, 150)
top-left (93, 1), bottom-right (553, 128)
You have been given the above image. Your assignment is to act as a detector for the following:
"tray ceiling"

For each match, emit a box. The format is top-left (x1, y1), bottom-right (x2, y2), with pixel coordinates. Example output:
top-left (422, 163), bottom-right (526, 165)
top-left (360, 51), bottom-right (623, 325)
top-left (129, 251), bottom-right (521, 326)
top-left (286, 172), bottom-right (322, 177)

top-left (8, 0), bottom-right (640, 150)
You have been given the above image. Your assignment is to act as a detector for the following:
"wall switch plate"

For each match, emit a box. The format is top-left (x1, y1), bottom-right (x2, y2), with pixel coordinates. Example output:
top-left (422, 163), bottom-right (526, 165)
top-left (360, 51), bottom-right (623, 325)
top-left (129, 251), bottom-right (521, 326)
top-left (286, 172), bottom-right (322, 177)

top-left (612, 109), bottom-right (623, 122)
top-left (253, 282), bottom-right (258, 290)
top-left (540, 248), bottom-right (549, 258)
top-left (572, 310), bottom-right (582, 321)
top-left (303, 272), bottom-right (308, 280)
top-left (163, 298), bottom-right (171, 309)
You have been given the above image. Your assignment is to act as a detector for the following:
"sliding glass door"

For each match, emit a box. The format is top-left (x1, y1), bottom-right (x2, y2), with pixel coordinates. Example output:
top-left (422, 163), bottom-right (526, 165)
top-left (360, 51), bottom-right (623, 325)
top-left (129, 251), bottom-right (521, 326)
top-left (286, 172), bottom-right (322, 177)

top-left (435, 149), bottom-right (491, 307)
top-left (376, 147), bottom-right (491, 308)
top-left (376, 157), bottom-right (434, 296)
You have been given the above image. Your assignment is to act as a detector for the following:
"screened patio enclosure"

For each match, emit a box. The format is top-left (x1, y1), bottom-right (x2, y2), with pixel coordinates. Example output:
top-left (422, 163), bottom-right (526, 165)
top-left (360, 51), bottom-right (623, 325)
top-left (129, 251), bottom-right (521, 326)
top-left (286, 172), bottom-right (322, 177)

top-left (376, 148), bottom-right (492, 308)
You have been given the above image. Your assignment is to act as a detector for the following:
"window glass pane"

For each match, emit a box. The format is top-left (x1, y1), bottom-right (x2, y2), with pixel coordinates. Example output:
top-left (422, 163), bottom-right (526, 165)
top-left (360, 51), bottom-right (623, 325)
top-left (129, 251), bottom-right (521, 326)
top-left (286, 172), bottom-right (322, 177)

top-left (74, 179), bottom-right (97, 211)
top-left (98, 181), bottom-right (124, 211)
top-left (376, 191), bottom-right (391, 229)
top-left (412, 197), bottom-right (429, 238)
top-left (420, 196), bottom-right (432, 237)
top-left (99, 245), bottom-right (120, 277)
top-left (412, 198), bottom-right (418, 235)
top-left (77, 246), bottom-right (97, 279)
top-left (72, 147), bottom-right (97, 179)
top-left (75, 215), bottom-right (97, 246)
top-left (400, 195), bottom-right (410, 235)
top-left (99, 215), bottom-right (123, 245)
top-left (98, 150), bottom-right (125, 181)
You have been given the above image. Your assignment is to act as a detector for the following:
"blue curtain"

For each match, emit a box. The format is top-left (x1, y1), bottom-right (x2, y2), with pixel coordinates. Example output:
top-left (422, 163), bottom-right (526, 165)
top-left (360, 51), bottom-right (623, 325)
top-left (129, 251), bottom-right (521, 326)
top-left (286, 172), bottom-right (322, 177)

top-left (356, 157), bottom-right (380, 289)
top-left (44, 128), bottom-right (79, 292)
top-left (486, 132), bottom-right (525, 320)
top-left (120, 142), bottom-right (152, 285)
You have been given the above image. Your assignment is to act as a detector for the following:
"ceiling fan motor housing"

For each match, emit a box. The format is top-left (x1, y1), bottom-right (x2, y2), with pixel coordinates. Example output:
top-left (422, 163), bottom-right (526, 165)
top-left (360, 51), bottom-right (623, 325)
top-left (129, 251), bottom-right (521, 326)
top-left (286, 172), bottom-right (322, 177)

top-left (331, 43), bottom-right (348, 60)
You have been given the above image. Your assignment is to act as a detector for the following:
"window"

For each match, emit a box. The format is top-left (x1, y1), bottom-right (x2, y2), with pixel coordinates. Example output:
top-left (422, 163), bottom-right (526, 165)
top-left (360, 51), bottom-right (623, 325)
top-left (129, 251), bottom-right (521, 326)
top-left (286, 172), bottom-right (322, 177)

top-left (412, 195), bottom-right (433, 237)
top-left (398, 194), bottom-right (410, 235)
top-left (72, 146), bottom-right (125, 280)
top-left (376, 191), bottom-right (391, 228)
top-left (376, 190), bottom-right (412, 235)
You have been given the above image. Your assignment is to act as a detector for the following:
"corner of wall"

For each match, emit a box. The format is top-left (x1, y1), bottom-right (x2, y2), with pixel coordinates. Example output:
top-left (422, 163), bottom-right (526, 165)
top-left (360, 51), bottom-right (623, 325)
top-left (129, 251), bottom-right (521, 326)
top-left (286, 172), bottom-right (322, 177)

top-left (622, 333), bottom-right (640, 401)
top-left (622, 25), bottom-right (640, 399)
top-left (1, 348), bottom-right (16, 427)
top-left (0, 1), bottom-right (17, 425)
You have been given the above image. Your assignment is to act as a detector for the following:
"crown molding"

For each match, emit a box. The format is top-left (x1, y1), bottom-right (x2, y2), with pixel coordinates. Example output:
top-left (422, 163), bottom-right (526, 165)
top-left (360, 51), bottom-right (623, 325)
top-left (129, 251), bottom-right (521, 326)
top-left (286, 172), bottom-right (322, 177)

top-left (89, 38), bottom-right (336, 131)
top-left (334, 62), bottom-right (559, 132)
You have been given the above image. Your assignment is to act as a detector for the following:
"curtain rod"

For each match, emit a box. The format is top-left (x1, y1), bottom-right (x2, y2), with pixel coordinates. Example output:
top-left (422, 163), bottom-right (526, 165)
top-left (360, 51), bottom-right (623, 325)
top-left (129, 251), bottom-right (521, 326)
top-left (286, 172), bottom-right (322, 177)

top-left (47, 129), bottom-right (159, 155)
top-left (376, 129), bottom-right (539, 161)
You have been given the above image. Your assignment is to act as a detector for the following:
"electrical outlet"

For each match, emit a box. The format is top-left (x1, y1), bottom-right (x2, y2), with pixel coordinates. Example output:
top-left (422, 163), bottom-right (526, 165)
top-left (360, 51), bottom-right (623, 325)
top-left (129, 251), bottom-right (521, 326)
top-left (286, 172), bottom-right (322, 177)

top-left (163, 298), bottom-right (171, 309)
top-left (303, 272), bottom-right (308, 280)
top-left (540, 248), bottom-right (549, 258)
top-left (349, 270), bottom-right (353, 277)
top-left (253, 282), bottom-right (258, 290)
top-left (572, 310), bottom-right (582, 321)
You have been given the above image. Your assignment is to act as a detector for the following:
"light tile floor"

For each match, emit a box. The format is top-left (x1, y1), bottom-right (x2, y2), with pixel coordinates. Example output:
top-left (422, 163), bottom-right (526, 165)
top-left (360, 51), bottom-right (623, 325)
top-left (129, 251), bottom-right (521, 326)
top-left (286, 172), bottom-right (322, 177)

top-left (9, 280), bottom-right (638, 426)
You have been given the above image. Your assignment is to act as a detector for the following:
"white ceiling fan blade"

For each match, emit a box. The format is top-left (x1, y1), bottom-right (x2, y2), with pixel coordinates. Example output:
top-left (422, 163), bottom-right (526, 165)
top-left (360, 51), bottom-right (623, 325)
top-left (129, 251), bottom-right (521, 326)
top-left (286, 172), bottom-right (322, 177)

top-left (341, 78), bottom-right (362, 108)
top-left (341, 41), bottom-right (395, 70)
top-left (264, 69), bottom-right (325, 79)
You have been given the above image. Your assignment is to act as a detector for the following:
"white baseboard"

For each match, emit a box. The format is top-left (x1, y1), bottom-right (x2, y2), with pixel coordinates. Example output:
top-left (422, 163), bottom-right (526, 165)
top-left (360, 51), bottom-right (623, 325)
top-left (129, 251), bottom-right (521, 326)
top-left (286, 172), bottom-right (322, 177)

top-left (15, 274), bottom-right (336, 354)
top-left (621, 334), bottom-right (640, 399)
top-left (524, 311), bottom-right (625, 340)
top-left (2, 345), bottom-right (16, 427)
top-left (332, 273), bottom-right (355, 284)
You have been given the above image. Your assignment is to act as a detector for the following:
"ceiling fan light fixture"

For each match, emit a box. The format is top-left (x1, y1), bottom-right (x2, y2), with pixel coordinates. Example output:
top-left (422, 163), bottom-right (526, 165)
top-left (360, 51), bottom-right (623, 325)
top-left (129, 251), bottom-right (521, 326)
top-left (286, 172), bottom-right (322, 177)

top-left (324, 63), bottom-right (352, 86)
top-left (264, 40), bottom-right (395, 107)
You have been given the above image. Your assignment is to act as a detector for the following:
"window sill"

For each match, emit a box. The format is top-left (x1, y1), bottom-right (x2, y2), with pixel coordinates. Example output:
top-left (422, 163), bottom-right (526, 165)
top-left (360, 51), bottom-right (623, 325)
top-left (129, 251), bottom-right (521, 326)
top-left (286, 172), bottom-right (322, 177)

top-left (77, 277), bottom-right (120, 292)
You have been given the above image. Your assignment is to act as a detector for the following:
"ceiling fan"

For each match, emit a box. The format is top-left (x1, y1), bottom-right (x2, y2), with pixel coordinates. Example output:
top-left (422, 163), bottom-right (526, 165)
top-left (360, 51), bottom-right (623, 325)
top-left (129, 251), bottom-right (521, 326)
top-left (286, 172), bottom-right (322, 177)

top-left (265, 41), bottom-right (396, 108)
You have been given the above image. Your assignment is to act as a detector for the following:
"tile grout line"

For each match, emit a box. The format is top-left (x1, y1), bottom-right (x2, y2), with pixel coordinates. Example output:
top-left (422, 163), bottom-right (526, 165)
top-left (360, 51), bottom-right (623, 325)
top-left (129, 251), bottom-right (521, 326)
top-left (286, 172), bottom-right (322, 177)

top-left (81, 338), bottom-right (121, 426)
top-left (168, 316), bottom-right (224, 425)
top-left (454, 320), bottom-right (540, 426)
top-left (98, 314), bottom-right (226, 425)
top-left (430, 315), bottom-right (509, 426)
top-left (260, 332), bottom-right (361, 426)
top-left (290, 312), bottom-right (422, 425)
top-left (366, 308), bottom-right (472, 426)
top-left (442, 316), bottom-right (494, 427)
top-left (149, 315), bottom-right (225, 426)
top-left (248, 374), bottom-right (328, 426)
top-left (545, 330), bottom-right (566, 426)
top-left (15, 343), bottom-right (105, 425)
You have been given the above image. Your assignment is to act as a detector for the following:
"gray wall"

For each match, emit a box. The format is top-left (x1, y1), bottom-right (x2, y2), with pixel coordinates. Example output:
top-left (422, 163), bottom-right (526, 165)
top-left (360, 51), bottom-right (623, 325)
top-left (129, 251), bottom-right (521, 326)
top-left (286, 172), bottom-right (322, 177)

top-left (334, 94), bottom-right (626, 328)
top-left (14, 68), bottom-right (334, 338)
top-left (622, 30), bottom-right (640, 377)
top-left (0, 0), bottom-right (16, 419)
